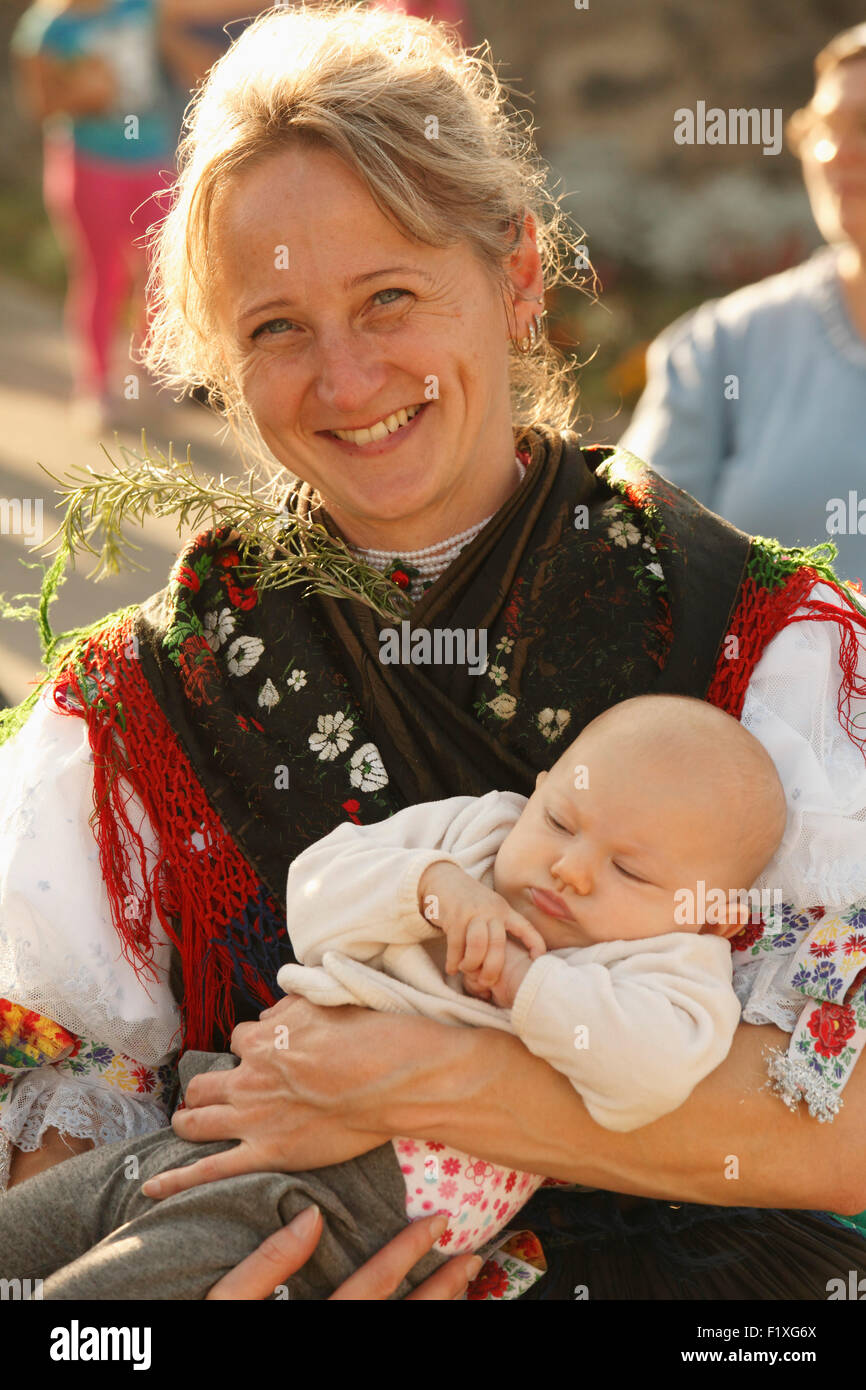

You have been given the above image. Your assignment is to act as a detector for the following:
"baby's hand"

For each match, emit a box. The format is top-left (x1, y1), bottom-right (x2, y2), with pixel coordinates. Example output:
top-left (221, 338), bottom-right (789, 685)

top-left (463, 939), bottom-right (535, 1009)
top-left (418, 861), bottom-right (546, 981)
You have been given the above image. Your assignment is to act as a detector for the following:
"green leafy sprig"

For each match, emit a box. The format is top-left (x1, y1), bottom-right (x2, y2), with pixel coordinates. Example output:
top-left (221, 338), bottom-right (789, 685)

top-left (27, 433), bottom-right (411, 624)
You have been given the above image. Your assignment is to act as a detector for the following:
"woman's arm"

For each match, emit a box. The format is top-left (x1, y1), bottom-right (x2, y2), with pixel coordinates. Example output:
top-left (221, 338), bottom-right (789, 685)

top-left (12, 53), bottom-right (117, 122)
top-left (305, 1005), bottom-right (866, 1215)
top-left (148, 995), bottom-right (866, 1215)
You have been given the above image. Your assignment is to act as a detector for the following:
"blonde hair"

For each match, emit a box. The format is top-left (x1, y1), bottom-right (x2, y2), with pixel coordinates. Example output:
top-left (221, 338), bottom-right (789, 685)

top-left (139, 0), bottom-right (589, 477)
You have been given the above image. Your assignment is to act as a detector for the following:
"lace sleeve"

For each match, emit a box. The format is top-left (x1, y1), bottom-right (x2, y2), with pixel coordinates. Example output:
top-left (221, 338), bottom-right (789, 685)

top-left (0, 687), bottom-right (181, 1179)
top-left (735, 586), bottom-right (866, 1119)
top-left (739, 582), bottom-right (866, 910)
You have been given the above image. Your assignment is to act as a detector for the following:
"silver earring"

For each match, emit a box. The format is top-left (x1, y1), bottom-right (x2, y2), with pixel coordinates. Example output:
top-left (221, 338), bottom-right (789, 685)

top-left (515, 305), bottom-right (547, 355)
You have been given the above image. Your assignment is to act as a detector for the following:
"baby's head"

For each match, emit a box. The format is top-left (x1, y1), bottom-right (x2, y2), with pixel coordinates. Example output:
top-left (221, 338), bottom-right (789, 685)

top-left (493, 694), bottom-right (787, 950)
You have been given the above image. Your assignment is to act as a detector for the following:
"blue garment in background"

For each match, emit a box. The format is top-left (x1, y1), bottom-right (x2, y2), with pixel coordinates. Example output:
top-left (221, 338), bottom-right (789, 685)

top-left (12, 0), bottom-right (177, 165)
top-left (621, 247), bottom-right (866, 584)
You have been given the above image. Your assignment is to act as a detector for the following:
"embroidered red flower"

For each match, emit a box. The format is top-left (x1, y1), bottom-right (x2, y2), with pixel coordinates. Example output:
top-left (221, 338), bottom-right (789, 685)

top-left (176, 564), bottom-right (200, 592)
top-left (467, 1261), bottom-right (510, 1300)
top-left (224, 576), bottom-right (259, 611)
top-left (729, 921), bottom-right (764, 951)
top-left (503, 578), bottom-right (526, 639)
top-left (342, 799), bottom-right (362, 825)
top-left (806, 1002), bottom-right (857, 1058)
top-left (504, 1171), bottom-right (517, 1192)
top-left (132, 1065), bottom-right (156, 1094)
top-left (235, 714), bottom-right (264, 733)
top-left (389, 569), bottom-right (410, 590)
top-left (507, 1231), bottom-right (543, 1261)
top-left (807, 907), bottom-right (826, 921)
top-left (179, 636), bottom-right (220, 708)
top-left (437, 1226), bottom-right (454, 1247)
top-left (809, 940), bottom-right (837, 959)
top-left (844, 934), bottom-right (866, 955)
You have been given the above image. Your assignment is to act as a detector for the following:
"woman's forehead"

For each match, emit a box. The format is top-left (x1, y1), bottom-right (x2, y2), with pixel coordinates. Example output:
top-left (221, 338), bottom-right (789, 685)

top-left (210, 146), bottom-right (425, 293)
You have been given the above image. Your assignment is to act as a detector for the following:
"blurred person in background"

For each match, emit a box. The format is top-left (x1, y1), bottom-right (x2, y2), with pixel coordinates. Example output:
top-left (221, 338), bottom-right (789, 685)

top-left (621, 23), bottom-right (866, 584)
top-left (11, 0), bottom-right (179, 435)
top-left (375, 0), bottom-right (474, 45)
top-left (158, 0), bottom-right (260, 96)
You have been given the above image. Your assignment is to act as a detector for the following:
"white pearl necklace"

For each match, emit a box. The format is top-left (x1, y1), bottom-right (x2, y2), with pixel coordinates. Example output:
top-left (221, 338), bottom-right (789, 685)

top-left (350, 455), bottom-right (526, 601)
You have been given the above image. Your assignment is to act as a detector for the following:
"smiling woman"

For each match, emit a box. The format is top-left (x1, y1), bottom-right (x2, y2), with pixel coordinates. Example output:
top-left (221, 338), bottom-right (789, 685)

top-left (2, 0), bottom-right (866, 1303)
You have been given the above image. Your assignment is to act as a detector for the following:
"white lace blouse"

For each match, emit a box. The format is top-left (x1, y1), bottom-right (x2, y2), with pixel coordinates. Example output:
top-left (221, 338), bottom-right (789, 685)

top-left (1, 580), bottom-right (865, 1184)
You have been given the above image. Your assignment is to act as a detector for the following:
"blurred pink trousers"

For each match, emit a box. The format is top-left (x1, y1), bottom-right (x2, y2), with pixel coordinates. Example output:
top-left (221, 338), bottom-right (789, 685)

top-left (42, 131), bottom-right (168, 400)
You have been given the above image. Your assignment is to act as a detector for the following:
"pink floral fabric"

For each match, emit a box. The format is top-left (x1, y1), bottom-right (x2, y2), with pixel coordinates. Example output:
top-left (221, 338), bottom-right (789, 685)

top-left (393, 1136), bottom-right (544, 1252)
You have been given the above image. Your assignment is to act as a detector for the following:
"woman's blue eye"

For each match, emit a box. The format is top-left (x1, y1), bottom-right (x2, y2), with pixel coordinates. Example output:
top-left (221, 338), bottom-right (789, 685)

top-left (252, 289), bottom-right (409, 339)
top-left (253, 318), bottom-right (292, 339)
top-left (374, 287), bottom-right (409, 306)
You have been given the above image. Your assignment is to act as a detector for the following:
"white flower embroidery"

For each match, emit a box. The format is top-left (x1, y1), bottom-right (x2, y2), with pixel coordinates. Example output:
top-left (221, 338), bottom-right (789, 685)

top-left (488, 664), bottom-right (508, 687)
top-left (349, 742), bottom-right (389, 791)
top-left (642, 537), bottom-right (658, 553)
top-left (487, 692), bottom-right (517, 720)
top-left (203, 607), bottom-right (236, 651)
top-left (538, 708), bottom-right (571, 741)
top-left (309, 711), bottom-right (355, 761)
top-left (225, 635), bottom-right (264, 676)
top-left (646, 562), bottom-right (664, 580)
top-left (496, 637), bottom-right (514, 654)
top-left (257, 678), bottom-right (281, 710)
top-left (287, 669), bottom-right (307, 692)
top-left (608, 518), bottom-right (641, 547)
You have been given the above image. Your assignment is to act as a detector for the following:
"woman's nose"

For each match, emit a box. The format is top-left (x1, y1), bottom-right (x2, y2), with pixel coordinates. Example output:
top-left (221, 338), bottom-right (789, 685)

top-left (313, 329), bottom-right (386, 412)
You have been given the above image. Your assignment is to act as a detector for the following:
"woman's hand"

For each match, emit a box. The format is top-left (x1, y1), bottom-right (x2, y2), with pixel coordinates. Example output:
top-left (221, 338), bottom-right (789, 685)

top-left (143, 994), bottom-right (441, 1199)
top-left (206, 1208), bottom-right (481, 1301)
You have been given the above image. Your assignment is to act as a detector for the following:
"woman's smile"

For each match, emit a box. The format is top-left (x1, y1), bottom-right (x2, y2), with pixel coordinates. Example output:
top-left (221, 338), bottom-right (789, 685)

top-left (320, 400), bottom-right (431, 454)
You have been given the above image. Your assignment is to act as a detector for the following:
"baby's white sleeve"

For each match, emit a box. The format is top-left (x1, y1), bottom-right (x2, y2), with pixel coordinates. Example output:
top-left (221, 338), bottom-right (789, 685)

top-left (510, 932), bottom-right (741, 1131)
top-left (285, 790), bottom-right (526, 965)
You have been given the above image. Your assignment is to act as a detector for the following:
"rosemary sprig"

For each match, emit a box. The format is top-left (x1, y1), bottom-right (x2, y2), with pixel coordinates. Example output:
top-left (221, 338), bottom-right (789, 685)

top-left (31, 432), bottom-right (410, 623)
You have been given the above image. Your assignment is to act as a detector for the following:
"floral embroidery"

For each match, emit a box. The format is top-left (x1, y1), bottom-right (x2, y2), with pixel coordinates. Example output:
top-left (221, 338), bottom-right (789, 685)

top-left (537, 708), bottom-right (571, 742)
top-left (607, 516), bottom-right (641, 547)
top-left (202, 608), bottom-right (236, 651)
top-left (257, 679), bottom-right (281, 710)
top-left (762, 907), bottom-right (866, 1121)
top-left (225, 635), bottom-right (264, 676)
top-left (308, 711), bottom-right (355, 761)
top-left (487, 693), bottom-right (517, 721)
top-left (806, 1003), bottom-right (857, 1058)
top-left (286, 669), bottom-right (307, 692)
top-left (348, 742), bottom-right (389, 792)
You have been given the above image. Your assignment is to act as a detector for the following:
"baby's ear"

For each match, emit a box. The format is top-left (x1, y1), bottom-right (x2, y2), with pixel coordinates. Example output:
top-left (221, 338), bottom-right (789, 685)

top-left (701, 902), bottom-right (753, 939)
top-left (535, 769), bottom-right (548, 787)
